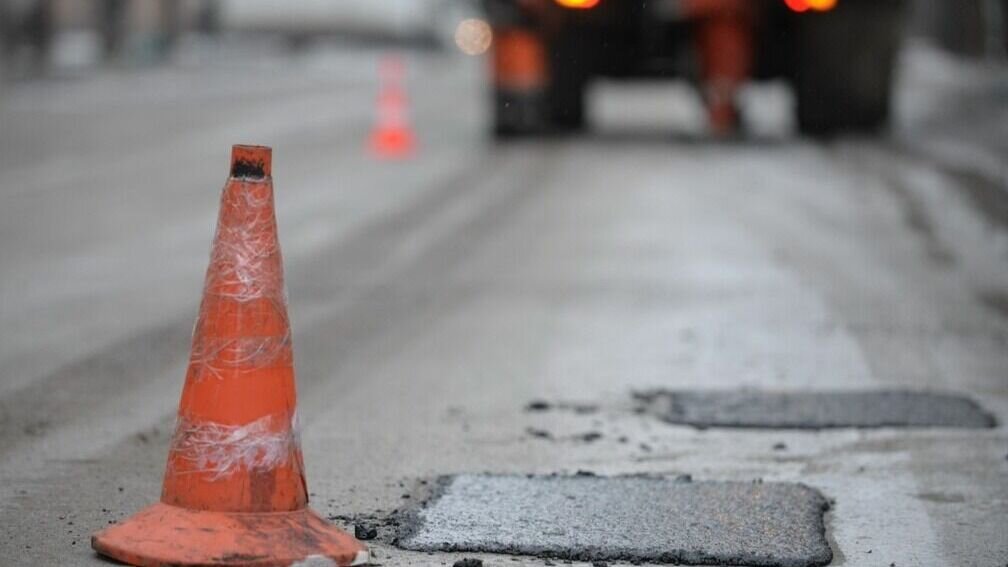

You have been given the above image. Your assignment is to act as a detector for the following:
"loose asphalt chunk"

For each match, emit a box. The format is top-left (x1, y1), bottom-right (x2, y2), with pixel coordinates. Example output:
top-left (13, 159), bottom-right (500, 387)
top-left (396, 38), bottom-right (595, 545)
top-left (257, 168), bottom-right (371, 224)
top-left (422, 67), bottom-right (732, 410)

top-left (397, 474), bottom-right (833, 567)
top-left (634, 389), bottom-right (995, 429)
top-left (354, 523), bottom-right (378, 540)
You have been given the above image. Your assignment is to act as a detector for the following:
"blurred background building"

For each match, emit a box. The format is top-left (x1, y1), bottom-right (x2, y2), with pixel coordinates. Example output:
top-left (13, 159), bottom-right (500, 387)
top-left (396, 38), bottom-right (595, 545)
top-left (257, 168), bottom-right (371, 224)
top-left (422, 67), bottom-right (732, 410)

top-left (0, 0), bottom-right (475, 77)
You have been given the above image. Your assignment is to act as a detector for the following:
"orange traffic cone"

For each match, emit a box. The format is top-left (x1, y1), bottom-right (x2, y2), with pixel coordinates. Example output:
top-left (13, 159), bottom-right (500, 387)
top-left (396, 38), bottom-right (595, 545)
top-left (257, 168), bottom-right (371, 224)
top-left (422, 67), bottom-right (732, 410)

top-left (368, 56), bottom-right (416, 158)
top-left (92, 145), bottom-right (369, 567)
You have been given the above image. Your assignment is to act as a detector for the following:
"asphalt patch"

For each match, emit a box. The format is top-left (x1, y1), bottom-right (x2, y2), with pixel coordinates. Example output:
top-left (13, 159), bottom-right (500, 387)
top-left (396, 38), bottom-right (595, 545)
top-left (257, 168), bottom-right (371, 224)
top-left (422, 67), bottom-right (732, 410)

top-left (397, 474), bottom-right (832, 567)
top-left (634, 389), bottom-right (995, 429)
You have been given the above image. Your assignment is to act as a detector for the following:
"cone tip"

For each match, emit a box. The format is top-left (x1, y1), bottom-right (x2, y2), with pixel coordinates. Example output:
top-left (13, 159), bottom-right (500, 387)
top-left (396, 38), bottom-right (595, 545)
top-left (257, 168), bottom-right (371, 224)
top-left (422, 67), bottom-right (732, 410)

top-left (231, 145), bottom-right (272, 179)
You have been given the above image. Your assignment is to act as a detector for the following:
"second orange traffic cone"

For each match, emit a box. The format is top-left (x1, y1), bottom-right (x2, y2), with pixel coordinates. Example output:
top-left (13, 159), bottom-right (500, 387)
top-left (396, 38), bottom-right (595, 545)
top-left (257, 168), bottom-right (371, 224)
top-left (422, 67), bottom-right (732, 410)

top-left (92, 145), bottom-right (369, 566)
top-left (369, 56), bottom-right (416, 158)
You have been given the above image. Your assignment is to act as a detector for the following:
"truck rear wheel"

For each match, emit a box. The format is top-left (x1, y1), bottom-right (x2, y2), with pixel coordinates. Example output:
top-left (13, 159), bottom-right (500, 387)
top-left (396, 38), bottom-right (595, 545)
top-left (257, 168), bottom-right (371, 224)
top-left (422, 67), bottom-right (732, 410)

top-left (493, 88), bottom-right (550, 138)
top-left (493, 81), bottom-right (585, 137)
top-left (547, 29), bottom-right (588, 132)
top-left (491, 26), bottom-right (588, 138)
top-left (793, 1), bottom-right (903, 136)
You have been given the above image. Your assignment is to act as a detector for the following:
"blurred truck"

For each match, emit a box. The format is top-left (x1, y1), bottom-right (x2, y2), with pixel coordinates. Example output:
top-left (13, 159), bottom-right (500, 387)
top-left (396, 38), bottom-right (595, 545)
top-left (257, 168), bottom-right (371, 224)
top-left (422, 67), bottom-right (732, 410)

top-left (484, 0), bottom-right (907, 137)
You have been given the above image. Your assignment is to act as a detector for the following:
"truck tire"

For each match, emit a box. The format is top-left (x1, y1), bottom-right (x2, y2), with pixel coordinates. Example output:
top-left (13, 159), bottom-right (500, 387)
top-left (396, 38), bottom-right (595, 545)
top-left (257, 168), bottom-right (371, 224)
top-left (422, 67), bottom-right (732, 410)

top-left (547, 29), bottom-right (589, 132)
top-left (793, 1), bottom-right (903, 136)
top-left (493, 87), bottom-right (550, 138)
top-left (493, 80), bottom-right (585, 138)
top-left (490, 26), bottom-right (589, 138)
top-left (548, 75), bottom-right (587, 132)
top-left (490, 26), bottom-right (551, 139)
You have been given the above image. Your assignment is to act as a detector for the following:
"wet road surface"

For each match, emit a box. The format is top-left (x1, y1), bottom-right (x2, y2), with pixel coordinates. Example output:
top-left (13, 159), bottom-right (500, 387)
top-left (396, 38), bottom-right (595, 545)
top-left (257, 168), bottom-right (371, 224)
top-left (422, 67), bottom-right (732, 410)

top-left (1, 43), bottom-right (1006, 566)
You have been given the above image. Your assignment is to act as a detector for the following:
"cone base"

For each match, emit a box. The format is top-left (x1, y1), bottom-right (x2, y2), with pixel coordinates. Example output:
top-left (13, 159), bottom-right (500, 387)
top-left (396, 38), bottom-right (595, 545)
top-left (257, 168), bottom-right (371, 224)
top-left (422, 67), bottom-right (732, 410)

top-left (92, 502), bottom-right (369, 566)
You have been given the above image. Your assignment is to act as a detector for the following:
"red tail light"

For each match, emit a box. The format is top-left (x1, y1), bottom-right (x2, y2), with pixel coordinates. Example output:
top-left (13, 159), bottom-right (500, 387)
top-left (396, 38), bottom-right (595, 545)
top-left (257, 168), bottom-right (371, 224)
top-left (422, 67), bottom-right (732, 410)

top-left (784, 0), bottom-right (838, 12)
top-left (554, 0), bottom-right (601, 9)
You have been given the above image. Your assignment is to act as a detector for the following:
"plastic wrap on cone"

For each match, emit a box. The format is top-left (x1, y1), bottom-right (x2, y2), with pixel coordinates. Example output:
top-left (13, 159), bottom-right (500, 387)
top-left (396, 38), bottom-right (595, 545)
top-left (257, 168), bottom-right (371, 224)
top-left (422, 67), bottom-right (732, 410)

top-left (91, 145), bottom-right (369, 567)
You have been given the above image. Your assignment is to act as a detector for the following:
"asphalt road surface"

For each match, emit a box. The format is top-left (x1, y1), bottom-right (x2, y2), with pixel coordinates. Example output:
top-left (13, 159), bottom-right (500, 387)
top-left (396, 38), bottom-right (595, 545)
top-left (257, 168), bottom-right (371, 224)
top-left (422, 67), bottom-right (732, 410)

top-left (1, 42), bottom-right (1007, 566)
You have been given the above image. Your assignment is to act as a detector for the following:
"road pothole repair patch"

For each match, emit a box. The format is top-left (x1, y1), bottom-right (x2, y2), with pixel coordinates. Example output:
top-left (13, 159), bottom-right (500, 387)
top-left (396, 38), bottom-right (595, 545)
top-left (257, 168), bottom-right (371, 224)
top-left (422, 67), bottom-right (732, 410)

top-left (397, 474), bottom-right (832, 567)
top-left (634, 389), bottom-right (996, 429)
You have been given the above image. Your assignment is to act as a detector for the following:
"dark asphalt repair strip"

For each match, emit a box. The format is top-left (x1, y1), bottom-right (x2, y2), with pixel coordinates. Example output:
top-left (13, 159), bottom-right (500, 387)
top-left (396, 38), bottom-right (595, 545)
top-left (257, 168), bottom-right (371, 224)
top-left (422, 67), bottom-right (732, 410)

top-left (396, 474), bottom-right (833, 567)
top-left (634, 390), bottom-right (996, 429)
